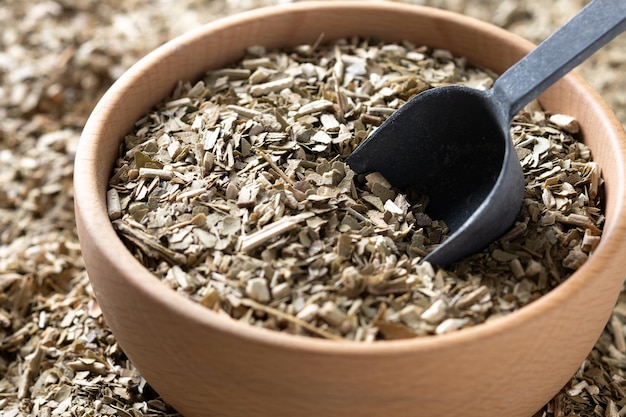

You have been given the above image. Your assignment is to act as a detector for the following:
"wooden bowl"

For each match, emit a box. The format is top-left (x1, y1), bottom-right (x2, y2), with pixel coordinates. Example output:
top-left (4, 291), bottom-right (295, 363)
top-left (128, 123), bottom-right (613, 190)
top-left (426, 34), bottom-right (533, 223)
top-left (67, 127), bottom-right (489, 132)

top-left (74, 2), bottom-right (626, 416)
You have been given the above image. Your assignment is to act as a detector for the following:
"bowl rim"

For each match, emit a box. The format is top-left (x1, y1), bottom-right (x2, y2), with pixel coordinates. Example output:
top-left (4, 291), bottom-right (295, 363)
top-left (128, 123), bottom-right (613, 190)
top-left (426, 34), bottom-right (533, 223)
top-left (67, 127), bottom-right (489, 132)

top-left (74, 0), bottom-right (626, 355)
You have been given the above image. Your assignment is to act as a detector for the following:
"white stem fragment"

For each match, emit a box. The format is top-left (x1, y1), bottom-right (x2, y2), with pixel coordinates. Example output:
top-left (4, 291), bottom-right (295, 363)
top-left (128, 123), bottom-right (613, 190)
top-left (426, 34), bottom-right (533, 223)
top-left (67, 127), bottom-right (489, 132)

top-left (238, 213), bottom-right (313, 253)
top-left (296, 99), bottom-right (334, 116)
top-left (250, 77), bottom-right (294, 96)
top-left (106, 188), bottom-right (122, 220)
top-left (138, 167), bottom-right (173, 180)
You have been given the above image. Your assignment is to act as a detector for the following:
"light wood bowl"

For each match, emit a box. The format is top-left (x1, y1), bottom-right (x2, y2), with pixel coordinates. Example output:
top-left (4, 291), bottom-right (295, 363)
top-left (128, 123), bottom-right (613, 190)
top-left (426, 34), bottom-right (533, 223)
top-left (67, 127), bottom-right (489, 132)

top-left (74, 2), bottom-right (626, 416)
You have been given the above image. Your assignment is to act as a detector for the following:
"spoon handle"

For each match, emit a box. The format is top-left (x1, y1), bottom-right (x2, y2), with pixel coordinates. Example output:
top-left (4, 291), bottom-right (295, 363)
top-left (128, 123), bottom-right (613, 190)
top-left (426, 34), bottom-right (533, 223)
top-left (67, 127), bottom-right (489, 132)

top-left (491, 0), bottom-right (626, 120)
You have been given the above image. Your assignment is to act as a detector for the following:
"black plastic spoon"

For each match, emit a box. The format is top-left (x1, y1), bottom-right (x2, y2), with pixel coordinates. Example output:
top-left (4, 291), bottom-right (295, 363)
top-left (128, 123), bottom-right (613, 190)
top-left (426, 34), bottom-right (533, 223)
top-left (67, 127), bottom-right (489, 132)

top-left (345, 0), bottom-right (626, 266)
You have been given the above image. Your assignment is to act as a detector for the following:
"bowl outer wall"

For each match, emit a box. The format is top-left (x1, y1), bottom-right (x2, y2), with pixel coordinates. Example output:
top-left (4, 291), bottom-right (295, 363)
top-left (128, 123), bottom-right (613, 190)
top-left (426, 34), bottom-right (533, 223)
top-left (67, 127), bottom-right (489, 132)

top-left (74, 2), bottom-right (626, 417)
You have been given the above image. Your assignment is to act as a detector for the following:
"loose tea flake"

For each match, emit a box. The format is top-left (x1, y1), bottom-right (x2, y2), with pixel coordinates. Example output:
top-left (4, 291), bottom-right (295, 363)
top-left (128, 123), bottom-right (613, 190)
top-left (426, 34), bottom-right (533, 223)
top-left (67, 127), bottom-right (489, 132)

top-left (109, 37), bottom-right (605, 342)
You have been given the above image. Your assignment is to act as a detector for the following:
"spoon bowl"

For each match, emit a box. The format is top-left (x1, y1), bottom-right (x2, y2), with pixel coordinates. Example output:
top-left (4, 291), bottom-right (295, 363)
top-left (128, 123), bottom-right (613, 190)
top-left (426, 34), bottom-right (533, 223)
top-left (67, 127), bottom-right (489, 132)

top-left (346, 85), bottom-right (524, 265)
top-left (347, 0), bottom-right (626, 265)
